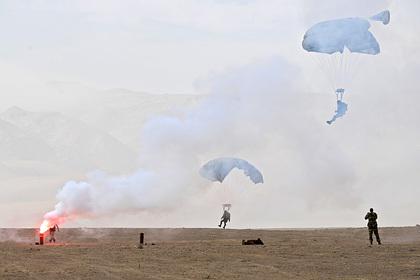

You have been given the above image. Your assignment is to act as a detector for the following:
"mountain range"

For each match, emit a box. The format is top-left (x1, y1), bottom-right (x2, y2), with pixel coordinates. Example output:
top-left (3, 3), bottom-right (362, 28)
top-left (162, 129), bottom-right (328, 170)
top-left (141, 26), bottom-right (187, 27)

top-left (0, 87), bottom-right (203, 180)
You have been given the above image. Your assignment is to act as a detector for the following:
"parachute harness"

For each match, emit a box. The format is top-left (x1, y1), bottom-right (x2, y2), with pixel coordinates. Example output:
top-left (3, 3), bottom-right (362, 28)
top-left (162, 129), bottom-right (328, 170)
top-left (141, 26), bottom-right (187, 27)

top-left (222, 204), bottom-right (232, 211)
top-left (336, 88), bottom-right (345, 101)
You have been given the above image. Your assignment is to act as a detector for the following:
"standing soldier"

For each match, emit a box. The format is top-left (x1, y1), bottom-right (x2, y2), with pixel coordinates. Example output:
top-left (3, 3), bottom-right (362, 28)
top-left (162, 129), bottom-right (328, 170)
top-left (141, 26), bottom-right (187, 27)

top-left (365, 208), bottom-right (381, 245)
top-left (49, 224), bottom-right (59, 243)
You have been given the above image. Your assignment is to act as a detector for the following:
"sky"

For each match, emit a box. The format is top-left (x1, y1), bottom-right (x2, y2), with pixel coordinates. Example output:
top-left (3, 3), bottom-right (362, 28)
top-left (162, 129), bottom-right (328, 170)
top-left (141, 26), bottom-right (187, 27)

top-left (0, 0), bottom-right (399, 95)
top-left (1, 0), bottom-right (420, 229)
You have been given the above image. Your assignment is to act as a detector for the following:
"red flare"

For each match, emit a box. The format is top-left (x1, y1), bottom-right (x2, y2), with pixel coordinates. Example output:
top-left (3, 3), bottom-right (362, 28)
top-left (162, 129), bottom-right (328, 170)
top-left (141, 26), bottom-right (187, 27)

top-left (40, 220), bottom-right (50, 234)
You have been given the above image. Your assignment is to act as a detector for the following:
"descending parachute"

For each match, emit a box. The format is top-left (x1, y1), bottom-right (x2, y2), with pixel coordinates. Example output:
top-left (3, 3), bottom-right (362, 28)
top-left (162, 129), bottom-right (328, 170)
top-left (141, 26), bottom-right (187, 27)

top-left (200, 157), bottom-right (263, 212)
top-left (302, 10), bottom-right (390, 124)
top-left (199, 157), bottom-right (263, 184)
top-left (303, 17), bottom-right (380, 55)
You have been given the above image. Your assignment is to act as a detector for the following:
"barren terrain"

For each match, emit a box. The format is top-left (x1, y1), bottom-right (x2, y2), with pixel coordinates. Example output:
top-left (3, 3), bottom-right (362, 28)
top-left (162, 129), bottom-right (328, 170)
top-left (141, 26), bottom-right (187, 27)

top-left (2, 227), bottom-right (420, 279)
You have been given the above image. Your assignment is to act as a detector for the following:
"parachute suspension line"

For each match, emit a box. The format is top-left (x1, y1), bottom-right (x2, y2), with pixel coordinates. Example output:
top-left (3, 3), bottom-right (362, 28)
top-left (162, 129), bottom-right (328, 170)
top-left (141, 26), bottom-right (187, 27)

top-left (311, 54), bottom-right (336, 93)
top-left (328, 55), bottom-right (339, 92)
top-left (312, 51), bottom-right (358, 96)
top-left (329, 53), bottom-right (340, 92)
top-left (339, 51), bottom-right (347, 90)
top-left (223, 182), bottom-right (229, 207)
top-left (348, 53), bottom-right (356, 89)
top-left (322, 56), bottom-right (331, 87)
top-left (342, 51), bottom-right (353, 91)
top-left (348, 54), bottom-right (364, 88)
top-left (336, 53), bottom-right (344, 90)
top-left (344, 52), bottom-right (351, 87)
top-left (334, 55), bottom-right (341, 89)
top-left (334, 55), bottom-right (341, 92)
top-left (329, 55), bottom-right (339, 90)
top-left (342, 52), bottom-right (350, 87)
top-left (335, 53), bottom-right (342, 89)
top-left (339, 51), bottom-right (346, 90)
top-left (340, 52), bottom-right (360, 93)
top-left (327, 55), bottom-right (336, 89)
top-left (222, 173), bottom-right (235, 208)
top-left (339, 50), bottom-right (352, 92)
top-left (326, 55), bottom-right (339, 91)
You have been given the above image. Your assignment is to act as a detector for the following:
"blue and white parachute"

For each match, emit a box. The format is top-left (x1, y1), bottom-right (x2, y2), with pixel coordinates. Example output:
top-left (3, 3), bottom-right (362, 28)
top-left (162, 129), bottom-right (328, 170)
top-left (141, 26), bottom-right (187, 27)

top-left (303, 11), bottom-right (390, 55)
top-left (199, 157), bottom-right (263, 184)
top-left (302, 10), bottom-right (390, 124)
top-left (303, 18), bottom-right (380, 55)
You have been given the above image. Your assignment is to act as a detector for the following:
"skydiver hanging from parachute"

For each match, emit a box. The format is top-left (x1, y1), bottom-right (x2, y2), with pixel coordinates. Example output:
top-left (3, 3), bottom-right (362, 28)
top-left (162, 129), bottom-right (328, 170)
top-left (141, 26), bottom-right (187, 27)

top-left (326, 88), bottom-right (347, 125)
top-left (302, 10), bottom-right (390, 125)
top-left (219, 208), bottom-right (231, 229)
top-left (199, 157), bottom-right (264, 229)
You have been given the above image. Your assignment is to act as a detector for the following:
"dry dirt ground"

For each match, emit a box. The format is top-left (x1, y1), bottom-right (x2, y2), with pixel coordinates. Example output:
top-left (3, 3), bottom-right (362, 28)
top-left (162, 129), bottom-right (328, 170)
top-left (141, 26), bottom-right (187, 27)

top-left (2, 227), bottom-right (420, 279)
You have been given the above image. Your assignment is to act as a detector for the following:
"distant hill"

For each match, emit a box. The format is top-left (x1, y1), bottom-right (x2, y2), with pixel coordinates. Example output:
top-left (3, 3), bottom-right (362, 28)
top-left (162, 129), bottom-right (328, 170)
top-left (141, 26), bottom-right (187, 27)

top-left (0, 107), bottom-right (137, 173)
top-left (0, 86), bottom-right (204, 180)
top-left (0, 117), bottom-right (55, 162)
top-left (47, 83), bottom-right (204, 150)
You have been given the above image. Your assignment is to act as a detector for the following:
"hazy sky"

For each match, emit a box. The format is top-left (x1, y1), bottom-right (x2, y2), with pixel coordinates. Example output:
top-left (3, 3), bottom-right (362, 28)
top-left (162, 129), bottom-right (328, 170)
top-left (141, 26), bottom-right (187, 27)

top-left (0, 0), bottom-right (409, 95)
top-left (1, 0), bottom-right (420, 229)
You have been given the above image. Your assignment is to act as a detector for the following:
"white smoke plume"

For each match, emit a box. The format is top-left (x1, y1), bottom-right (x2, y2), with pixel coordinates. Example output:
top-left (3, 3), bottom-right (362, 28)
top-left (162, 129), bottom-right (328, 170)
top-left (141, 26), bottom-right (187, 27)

top-left (40, 56), bottom-right (360, 229)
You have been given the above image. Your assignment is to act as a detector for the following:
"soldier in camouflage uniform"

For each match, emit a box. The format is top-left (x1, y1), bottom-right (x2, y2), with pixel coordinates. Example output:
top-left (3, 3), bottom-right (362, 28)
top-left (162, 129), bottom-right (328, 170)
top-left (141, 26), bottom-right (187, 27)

top-left (48, 224), bottom-right (59, 243)
top-left (218, 210), bottom-right (231, 229)
top-left (364, 208), bottom-right (381, 245)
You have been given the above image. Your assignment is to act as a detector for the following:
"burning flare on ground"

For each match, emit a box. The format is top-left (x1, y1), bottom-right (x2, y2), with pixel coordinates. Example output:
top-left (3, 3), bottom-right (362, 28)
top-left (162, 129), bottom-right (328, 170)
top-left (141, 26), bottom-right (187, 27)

top-left (40, 220), bottom-right (50, 234)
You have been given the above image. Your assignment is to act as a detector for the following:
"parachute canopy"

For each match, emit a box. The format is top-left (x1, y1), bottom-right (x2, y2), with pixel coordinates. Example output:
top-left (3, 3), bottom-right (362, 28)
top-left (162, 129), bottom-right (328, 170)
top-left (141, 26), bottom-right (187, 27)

top-left (199, 157), bottom-right (263, 184)
top-left (302, 11), bottom-right (390, 92)
top-left (302, 17), bottom-right (380, 55)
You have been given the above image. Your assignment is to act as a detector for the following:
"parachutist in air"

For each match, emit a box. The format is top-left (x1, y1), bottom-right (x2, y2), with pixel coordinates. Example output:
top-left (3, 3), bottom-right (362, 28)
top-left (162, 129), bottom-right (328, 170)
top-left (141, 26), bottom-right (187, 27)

top-left (218, 210), bottom-right (231, 229)
top-left (302, 10), bottom-right (390, 123)
top-left (365, 208), bottom-right (381, 245)
top-left (49, 224), bottom-right (59, 243)
top-left (327, 89), bottom-right (347, 124)
top-left (326, 100), bottom-right (348, 125)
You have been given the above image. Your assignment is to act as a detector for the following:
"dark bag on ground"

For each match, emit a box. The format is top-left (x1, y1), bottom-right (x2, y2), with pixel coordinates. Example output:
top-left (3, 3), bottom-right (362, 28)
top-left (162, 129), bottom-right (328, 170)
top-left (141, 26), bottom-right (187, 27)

top-left (242, 238), bottom-right (264, 245)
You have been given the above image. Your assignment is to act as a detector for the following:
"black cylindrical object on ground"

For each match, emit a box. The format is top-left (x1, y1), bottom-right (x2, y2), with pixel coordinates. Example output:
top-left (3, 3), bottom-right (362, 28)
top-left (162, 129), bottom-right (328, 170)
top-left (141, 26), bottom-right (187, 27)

top-left (140, 233), bottom-right (144, 245)
top-left (39, 233), bottom-right (44, 245)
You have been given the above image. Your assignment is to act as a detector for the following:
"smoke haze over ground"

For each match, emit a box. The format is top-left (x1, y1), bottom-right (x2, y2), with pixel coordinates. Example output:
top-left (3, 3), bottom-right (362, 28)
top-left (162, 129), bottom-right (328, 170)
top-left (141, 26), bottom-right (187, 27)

top-left (0, 0), bottom-right (419, 228)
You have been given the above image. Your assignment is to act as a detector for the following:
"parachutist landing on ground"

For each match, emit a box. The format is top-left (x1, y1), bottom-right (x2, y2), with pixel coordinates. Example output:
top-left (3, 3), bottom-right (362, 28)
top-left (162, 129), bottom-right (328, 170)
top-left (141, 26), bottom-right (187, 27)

top-left (365, 208), bottom-right (381, 245)
top-left (218, 210), bottom-right (231, 229)
top-left (49, 224), bottom-right (59, 243)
